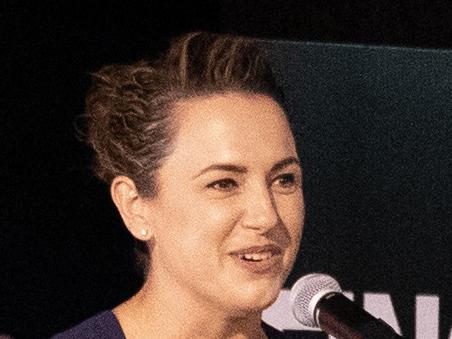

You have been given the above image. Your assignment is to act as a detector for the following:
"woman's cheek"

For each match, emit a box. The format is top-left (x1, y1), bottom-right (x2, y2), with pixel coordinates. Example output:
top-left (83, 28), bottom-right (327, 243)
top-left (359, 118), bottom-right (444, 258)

top-left (199, 194), bottom-right (242, 223)
top-left (277, 191), bottom-right (303, 219)
top-left (277, 193), bottom-right (304, 252)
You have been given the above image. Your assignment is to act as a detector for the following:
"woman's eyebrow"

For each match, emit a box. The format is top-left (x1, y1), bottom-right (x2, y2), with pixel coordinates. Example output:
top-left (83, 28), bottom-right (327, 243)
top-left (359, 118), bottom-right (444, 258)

top-left (192, 157), bottom-right (300, 179)
top-left (192, 164), bottom-right (248, 179)
top-left (269, 156), bottom-right (300, 175)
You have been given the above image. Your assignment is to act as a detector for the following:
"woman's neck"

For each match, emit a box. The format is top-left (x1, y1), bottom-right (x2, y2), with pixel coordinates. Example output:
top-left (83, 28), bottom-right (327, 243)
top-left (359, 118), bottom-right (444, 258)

top-left (113, 275), bottom-right (267, 339)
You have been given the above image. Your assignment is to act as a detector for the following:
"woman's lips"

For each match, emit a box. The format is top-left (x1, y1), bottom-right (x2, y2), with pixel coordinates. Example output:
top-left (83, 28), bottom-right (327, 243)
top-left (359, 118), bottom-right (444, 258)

top-left (229, 244), bottom-right (283, 274)
top-left (229, 244), bottom-right (282, 256)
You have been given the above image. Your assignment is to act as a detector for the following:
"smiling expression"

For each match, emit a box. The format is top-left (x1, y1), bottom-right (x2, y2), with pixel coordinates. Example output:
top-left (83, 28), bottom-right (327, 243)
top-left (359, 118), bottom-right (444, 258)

top-left (143, 92), bottom-right (305, 316)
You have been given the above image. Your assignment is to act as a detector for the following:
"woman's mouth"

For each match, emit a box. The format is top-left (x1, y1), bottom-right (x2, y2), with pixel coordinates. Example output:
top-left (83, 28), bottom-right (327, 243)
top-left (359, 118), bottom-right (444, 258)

top-left (229, 244), bottom-right (283, 274)
top-left (239, 251), bottom-right (274, 262)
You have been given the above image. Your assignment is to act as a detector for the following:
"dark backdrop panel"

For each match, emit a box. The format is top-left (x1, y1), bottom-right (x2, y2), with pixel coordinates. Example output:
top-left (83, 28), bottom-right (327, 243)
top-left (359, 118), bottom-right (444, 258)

top-left (267, 41), bottom-right (452, 338)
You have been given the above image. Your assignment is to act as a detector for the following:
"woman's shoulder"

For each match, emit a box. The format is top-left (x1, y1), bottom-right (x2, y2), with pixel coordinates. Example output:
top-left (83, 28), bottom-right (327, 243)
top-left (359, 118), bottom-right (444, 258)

top-left (52, 311), bottom-right (304, 339)
top-left (51, 310), bottom-right (125, 339)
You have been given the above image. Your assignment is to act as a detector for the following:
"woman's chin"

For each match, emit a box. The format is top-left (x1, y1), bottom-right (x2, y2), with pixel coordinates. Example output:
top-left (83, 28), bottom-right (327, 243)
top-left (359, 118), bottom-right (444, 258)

top-left (222, 279), bottom-right (283, 314)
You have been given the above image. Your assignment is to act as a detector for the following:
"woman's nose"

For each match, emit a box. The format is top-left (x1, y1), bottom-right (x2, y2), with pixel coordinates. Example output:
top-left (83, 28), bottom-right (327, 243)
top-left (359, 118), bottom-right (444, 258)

top-left (241, 184), bottom-right (280, 232)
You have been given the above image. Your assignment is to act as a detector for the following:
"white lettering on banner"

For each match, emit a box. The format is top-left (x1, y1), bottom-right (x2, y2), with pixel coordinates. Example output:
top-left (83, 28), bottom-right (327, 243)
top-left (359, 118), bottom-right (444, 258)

top-left (262, 289), bottom-right (441, 339)
top-left (415, 295), bottom-right (439, 339)
top-left (363, 293), bottom-right (401, 335)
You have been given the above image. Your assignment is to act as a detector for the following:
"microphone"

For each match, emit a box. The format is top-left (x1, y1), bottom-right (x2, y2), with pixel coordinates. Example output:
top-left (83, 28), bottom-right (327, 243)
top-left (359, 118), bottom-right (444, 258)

top-left (290, 273), bottom-right (403, 339)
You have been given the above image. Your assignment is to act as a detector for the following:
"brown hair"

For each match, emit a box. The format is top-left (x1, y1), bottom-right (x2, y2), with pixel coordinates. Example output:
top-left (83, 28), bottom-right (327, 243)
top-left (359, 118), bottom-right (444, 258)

top-left (84, 32), bottom-right (285, 276)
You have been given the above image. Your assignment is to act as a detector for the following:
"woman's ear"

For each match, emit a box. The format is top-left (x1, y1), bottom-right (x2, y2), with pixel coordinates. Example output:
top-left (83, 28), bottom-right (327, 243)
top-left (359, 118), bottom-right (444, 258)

top-left (110, 176), bottom-right (153, 241)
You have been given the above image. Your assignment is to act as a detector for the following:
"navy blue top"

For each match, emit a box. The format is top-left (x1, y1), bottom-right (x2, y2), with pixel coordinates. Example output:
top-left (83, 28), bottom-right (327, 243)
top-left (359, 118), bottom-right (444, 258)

top-left (52, 310), bottom-right (287, 338)
top-left (52, 311), bottom-right (124, 339)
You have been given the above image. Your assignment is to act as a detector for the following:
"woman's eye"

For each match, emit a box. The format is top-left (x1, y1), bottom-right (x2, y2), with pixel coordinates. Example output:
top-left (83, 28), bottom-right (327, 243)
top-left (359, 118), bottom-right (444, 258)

top-left (272, 173), bottom-right (298, 192)
top-left (207, 179), bottom-right (238, 191)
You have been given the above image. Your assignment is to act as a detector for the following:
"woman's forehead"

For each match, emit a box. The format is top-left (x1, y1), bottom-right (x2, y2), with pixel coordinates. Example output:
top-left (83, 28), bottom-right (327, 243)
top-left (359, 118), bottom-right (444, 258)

top-left (163, 93), bottom-right (298, 173)
top-left (173, 92), bottom-right (290, 137)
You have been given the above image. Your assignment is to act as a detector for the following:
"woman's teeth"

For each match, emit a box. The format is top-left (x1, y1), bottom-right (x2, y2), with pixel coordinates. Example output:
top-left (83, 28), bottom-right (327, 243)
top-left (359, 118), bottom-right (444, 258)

top-left (240, 251), bottom-right (273, 261)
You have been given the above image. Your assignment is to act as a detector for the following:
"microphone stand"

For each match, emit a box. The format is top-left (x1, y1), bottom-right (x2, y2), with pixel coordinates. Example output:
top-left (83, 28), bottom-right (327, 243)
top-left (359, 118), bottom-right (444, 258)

top-left (316, 294), bottom-right (403, 339)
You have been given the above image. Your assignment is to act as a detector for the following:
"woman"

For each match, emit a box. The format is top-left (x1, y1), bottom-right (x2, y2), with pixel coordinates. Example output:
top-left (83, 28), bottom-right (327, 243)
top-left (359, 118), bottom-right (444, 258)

top-left (54, 32), bottom-right (304, 338)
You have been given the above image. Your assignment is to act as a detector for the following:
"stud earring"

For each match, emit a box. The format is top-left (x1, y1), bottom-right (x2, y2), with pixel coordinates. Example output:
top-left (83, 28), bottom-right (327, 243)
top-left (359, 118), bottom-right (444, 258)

top-left (140, 229), bottom-right (149, 237)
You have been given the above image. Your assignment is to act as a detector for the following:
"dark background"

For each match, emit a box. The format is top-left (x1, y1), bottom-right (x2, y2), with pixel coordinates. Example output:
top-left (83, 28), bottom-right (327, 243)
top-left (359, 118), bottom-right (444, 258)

top-left (3, 1), bottom-right (452, 338)
top-left (266, 40), bottom-right (452, 338)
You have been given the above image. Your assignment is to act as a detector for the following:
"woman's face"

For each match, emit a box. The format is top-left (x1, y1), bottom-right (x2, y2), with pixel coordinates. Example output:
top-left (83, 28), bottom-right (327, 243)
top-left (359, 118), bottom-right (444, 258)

top-left (145, 92), bottom-right (304, 315)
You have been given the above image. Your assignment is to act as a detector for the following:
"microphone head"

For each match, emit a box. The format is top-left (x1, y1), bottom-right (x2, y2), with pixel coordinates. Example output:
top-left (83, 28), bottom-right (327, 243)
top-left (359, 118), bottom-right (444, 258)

top-left (290, 273), bottom-right (342, 328)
